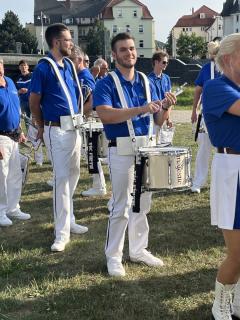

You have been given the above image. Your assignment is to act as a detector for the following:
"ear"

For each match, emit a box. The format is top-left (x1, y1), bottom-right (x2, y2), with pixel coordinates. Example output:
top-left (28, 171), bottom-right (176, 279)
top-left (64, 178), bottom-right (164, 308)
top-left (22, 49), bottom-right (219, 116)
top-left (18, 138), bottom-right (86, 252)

top-left (112, 50), bottom-right (116, 61)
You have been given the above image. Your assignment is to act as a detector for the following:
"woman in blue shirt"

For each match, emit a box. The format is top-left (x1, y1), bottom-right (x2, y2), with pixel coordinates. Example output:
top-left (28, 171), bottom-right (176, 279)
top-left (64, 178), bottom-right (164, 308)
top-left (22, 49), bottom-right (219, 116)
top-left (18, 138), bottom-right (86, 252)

top-left (203, 33), bottom-right (240, 320)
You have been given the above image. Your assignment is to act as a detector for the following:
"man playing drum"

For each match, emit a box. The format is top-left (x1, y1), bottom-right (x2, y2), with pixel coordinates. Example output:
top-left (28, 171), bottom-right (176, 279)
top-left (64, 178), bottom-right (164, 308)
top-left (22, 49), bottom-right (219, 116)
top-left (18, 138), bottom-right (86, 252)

top-left (93, 32), bottom-right (176, 277)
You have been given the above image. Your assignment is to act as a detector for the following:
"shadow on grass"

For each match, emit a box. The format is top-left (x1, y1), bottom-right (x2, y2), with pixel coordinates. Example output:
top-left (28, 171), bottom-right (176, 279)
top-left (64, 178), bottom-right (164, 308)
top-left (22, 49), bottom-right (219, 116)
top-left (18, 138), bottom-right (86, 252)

top-left (0, 268), bottom-right (215, 320)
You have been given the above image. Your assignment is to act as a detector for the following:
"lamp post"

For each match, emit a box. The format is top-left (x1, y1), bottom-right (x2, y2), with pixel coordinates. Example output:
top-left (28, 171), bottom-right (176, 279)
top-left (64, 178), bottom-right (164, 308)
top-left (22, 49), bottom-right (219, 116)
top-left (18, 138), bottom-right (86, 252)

top-left (37, 11), bottom-right (47, 55)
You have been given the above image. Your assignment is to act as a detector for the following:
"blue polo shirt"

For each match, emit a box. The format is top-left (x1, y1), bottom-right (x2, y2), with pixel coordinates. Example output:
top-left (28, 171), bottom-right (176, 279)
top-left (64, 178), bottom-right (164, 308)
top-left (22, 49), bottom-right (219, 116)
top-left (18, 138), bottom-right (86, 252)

top-left (78, 68), bottom-right (95, 101)
top-left (148, 72), bottom-right (171, 100)
top-left (195, 62), bottom-right (221, 87)
top-left (16, 73), bottom-right (32, 103)
top-left (30, 54), bottom-right (78, 122)
top-left (202, 75), bottom-right (240, 151)
top-left (93, 68), bottom-right (158, 140)
top-left (0, 77), bottom-right (20, 131)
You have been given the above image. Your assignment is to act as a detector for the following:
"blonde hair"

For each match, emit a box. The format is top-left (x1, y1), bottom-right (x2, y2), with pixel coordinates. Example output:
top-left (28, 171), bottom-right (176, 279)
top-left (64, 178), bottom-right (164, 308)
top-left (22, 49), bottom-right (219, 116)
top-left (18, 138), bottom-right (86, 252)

top-left (207, 41), bottom-right (220, 58)
top-left (215, 33), bottom-right (240, 72)
top-left (0, 59), bottom-right (3, 64)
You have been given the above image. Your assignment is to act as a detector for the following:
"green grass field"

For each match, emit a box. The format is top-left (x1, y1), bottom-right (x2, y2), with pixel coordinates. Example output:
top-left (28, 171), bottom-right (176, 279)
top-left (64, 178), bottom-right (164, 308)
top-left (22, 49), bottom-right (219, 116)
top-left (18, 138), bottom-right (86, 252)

top-left (0, 124), bottom-right (223, 320)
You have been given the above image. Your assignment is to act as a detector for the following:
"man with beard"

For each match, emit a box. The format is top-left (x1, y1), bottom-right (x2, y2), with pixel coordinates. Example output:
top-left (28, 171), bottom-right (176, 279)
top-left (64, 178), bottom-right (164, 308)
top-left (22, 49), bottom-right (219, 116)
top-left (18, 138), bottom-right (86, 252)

top-left (30, 23), bottom-right (88, 252)
top-left (93, 33), bottom-right (176, 277)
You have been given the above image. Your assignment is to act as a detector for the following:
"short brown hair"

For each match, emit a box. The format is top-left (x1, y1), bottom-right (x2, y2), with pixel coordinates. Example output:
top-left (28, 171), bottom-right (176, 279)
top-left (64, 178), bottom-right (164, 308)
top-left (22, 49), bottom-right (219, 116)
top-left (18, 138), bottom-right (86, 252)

top-left (45, 23), bottom-right (69, 49)
top-left (152, 51), bottom-right (169, 66)
top-left (18, 59), bottom-right (28, 66)
top-left (111, 32), bottom-right (135, 52)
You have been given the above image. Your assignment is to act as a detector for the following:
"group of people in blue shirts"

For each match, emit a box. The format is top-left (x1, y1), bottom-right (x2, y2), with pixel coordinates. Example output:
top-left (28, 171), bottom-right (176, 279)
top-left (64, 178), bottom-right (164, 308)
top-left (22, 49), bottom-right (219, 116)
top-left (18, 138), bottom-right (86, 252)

top-left (1, 21), bottom-right (240, 319)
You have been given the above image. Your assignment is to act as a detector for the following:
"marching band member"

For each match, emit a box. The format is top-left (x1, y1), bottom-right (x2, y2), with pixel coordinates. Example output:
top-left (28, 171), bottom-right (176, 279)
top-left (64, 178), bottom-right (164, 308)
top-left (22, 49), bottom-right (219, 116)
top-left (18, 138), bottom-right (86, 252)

top-left (30, 23), bottom-right (88, 252)
top-left (16, 59), bottom-right (44, 166)
top-left (93, 58), bottom-right (108, 81)
top-left (93, 33), bottom-right (176, 277)
top-left (203, 33), bottom-right (240, 320)
top-left (0, 59), bottom-right (31, 227)
top-left (70, 46), bottom-right (107, 197)
top-left (148, 51), bottom-right (173, 144)
top-left (191, 41), bottom-right (220, 193)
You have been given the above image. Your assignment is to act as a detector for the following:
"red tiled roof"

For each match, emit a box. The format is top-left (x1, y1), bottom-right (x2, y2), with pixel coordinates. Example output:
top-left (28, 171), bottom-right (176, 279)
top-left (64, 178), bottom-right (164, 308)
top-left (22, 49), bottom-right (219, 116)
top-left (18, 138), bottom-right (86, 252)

top-left (102, 0), bottom-right (153, 19)
top-left (174, 5), bottom-right (219, 28)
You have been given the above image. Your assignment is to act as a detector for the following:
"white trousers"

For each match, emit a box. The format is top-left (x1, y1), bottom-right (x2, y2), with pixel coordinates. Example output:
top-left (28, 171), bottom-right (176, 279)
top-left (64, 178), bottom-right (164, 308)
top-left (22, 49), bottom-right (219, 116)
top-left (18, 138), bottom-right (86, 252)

top-left (192, 132), bottom-right (212, 188)
top-left (0, 136), bottom-right (22, 217)
top-left (106, 147), bottom-right (152, 260)
top-left (92, 159), bottom-right (106, 190)
top-left (43, 126), bottom-right (81, 242)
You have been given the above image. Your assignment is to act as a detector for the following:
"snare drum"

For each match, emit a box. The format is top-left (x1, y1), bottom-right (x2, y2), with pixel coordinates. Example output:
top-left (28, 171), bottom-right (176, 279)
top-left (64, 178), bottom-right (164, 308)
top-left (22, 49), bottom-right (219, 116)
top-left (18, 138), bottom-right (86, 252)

top-left (138, 146), bottom-right (191, 190)
top-left (82, 122), bottom-right (108, 158)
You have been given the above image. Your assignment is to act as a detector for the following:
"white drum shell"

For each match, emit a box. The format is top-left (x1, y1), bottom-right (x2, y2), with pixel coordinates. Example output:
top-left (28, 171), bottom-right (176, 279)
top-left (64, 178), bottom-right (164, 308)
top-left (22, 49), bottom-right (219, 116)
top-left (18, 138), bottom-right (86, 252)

top-left (139, 147), bottom-right (191, 190)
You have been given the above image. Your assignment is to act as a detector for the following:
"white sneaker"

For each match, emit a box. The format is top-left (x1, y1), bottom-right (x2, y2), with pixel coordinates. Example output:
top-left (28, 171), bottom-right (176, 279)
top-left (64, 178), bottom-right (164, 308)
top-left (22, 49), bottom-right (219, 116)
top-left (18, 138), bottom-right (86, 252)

top-left (70, 223), bottom-right (88, 234)
top-left (36, 162), bottom-right (43, 167)
top-left (130, 249), bottom-right (164, 267)
top-left (81, 188), bottom-right (106, 197)
top-left (107, 258), bottom-right (126, 277)
top-left (47, 179), bottom-right (53, 187)
top-left (191, 186), bottom-right (201, 193)
top-left (0, 215), bottom-right (13, 226)
top-left (51, 239), bottom-right (69, 252)
top-left (7, 209), bottom-right (31, 220)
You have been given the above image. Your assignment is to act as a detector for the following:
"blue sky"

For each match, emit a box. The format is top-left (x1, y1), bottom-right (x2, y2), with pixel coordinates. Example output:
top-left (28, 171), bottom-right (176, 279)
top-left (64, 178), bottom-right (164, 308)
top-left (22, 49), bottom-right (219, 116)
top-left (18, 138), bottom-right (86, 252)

top-left (0, 0), bottom-right (224, 42)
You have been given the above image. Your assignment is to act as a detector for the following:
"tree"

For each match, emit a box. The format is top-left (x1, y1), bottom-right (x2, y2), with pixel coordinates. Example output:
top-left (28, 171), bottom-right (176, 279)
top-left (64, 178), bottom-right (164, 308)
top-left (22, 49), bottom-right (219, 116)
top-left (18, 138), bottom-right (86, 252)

top-left (86, 21), bottom-right (107, 57)
top-left (0, 11), bottom-right (38, 53)
top-left (165, 32), bottom-right (172, 56)
top-left (176, 32), bottom-right (207, 60)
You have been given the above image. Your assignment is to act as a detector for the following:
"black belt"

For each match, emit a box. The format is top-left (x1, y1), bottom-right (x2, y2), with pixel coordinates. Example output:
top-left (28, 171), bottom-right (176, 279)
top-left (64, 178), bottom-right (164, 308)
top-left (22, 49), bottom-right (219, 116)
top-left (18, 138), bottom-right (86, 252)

top-left (217, 147), bottom-right (240, 155)
top-left (44, 120), bottom-right (61, 127)
top-left (108, 140), bottom-right (117, 147)
top-left (0, 129), bottom-right (21, 142)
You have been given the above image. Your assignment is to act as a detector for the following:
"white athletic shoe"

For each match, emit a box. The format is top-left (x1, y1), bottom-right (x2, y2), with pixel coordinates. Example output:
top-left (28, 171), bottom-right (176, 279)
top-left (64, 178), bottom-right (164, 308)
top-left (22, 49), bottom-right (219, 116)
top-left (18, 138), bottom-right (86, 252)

top-left (107, 258), bottom-right (126, 277)
top-left (51, 239), bottom-right (70, 252)
top-left (70, 223), bottom-right (88, 234)
top-left (7, 209), bottom-right (31, 220)
top-left (81, 188), bottom-right (106, 197)
top-left (191, 186), bottom-right (201, 193)
top-left (130, 249), bottom-right (164, 267)
top-left (0, 215), bottom-right (13, 227)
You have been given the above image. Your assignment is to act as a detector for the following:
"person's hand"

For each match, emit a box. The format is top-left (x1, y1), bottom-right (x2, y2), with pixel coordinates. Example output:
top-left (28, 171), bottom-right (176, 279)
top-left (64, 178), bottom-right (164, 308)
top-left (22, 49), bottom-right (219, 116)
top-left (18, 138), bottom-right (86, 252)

top-left (162, 92), bottom-right (177, 109)
top-left (166, 119), bottom-right (173, 128)
top-left (19, 88), bottom-right (28, 94)
top-left (19, 132), bottom-right (27, 143)
top-left (37, 127), bottom-right (44, 142)
top-left (142, 102), bottom-right (161, 114)
top-left (191, 109), bottom-right (198, 123)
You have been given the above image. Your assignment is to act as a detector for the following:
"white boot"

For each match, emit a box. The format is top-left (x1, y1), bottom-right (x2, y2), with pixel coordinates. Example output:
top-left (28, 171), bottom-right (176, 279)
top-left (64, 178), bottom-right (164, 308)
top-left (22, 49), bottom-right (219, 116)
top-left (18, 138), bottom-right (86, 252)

top-left (212, 280), bottom-right (235, 320)
top-left (233, 280), bottom-right (240, 319)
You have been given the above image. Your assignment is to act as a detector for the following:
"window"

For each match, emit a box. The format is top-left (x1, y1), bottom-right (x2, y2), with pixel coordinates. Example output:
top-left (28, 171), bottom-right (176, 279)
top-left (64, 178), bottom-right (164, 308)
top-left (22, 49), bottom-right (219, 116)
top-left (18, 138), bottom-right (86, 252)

top-left (139, 25), bottom-right (143, 33)
top-left (237, 15), bottom-right (239, 22)
top-left (126, 24), bottom-right (130, 32)
top-left (218, 25), bottom-right (222, 30)
top-left (201, 26), bottom-right (205, 31)
top-left (236, 28), bottom-right (239, 33)
top-left (183, 28), bottom-right (185, 31)
top-left (139, 40), bottom-right (144, 48)
top-left (139, 54), bottom-right (144, 57)
top-left (189, 27), bottom-right (192, 31)
top-left (117, 9), bottom-right (122, 18)
top-left (200, 13), bottom-right (206, 19)
top-left (113, 25), bottom-right (118, 33)
top-left (133, 10), bottom-right (137, 17)
top-left (65, 18), bottom-right (73, 25)
top-left (70, 30), bottom-right (74, 38)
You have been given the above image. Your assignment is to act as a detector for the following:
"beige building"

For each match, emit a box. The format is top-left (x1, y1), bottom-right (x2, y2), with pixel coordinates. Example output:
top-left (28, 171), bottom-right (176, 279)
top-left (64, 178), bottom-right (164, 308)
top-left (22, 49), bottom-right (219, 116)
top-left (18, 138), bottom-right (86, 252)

top-left (33, 0), bottom-right (155, 57)
top-left (102, 0), bottom-right (155, 58)
top-left (172, 5), bottom-right (223, 57)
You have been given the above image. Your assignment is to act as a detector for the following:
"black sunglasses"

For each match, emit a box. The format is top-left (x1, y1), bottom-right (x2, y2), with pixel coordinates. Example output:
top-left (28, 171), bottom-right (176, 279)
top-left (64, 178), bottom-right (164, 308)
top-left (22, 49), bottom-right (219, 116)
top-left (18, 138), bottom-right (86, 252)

top-left (162, 61), bottom-right (169, 65)
top-left (84, 60), bottom-right (89, 63)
